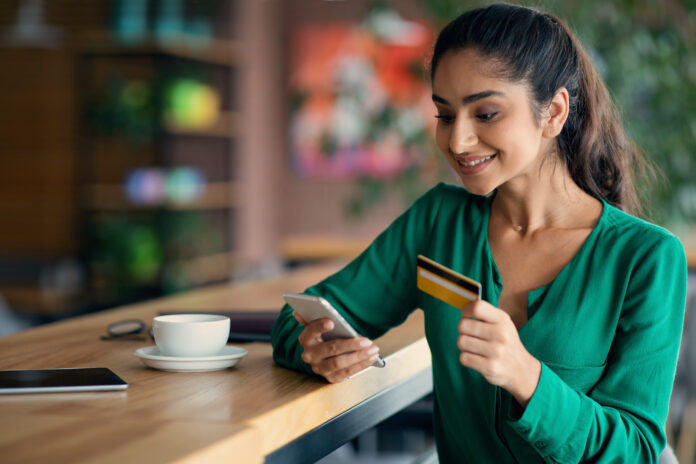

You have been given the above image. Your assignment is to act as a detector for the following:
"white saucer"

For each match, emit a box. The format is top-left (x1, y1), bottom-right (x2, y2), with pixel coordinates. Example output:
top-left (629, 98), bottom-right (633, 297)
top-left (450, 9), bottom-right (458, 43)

top-left (134, 345), bottom-right (248, 372)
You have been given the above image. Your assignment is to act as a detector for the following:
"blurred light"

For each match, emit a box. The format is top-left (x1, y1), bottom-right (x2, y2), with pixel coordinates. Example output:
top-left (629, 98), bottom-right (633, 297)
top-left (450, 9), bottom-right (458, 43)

top-left (154, 0), bottom-right (184, 44)
top-left (125, 167), bottom-right (206, 206)
top-left (166, 167), bottom-right (206, 204)
top-left (112, 0), bottom-right (148, 45)
top-left (363, 8), bottom-right (429, 46)
top-left (164, 78), bottom-right (221, 129)
top-left (1, 0), bottom-right (64, 48)
top-left (125, 168), bottom-right (166, 205)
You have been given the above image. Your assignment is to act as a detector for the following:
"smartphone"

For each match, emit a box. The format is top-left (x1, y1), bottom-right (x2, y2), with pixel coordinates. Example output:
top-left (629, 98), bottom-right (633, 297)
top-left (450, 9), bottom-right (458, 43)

top-left (0, 368), bottom-right (128, 394)
top-left (282, 292), bottom-right (385, 368)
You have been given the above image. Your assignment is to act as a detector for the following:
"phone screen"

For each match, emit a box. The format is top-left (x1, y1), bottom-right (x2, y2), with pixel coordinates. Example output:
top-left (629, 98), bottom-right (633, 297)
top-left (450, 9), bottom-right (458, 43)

top-left (0, 368), bottom-right (128, 394)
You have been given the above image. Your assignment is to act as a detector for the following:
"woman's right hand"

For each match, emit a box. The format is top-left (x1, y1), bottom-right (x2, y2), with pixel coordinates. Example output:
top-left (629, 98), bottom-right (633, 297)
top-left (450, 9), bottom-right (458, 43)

top-left (294, 312), bottom-right (381, 383)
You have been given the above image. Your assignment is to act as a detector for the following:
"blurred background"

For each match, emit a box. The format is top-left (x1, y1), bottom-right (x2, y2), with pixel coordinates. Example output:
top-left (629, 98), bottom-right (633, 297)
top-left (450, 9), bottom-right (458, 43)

top-left (0, 0), bottom-right (694, 462)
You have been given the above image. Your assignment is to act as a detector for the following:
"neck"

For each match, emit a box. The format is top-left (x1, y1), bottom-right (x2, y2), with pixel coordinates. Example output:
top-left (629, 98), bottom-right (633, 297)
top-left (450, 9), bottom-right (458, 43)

top-left (492, 157), bottom-right (596, 233)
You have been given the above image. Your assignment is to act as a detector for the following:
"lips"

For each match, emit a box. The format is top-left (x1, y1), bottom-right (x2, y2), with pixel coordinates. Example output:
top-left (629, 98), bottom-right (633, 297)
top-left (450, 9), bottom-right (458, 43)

top-left (453, 153), bottom-right (497, 175)
top-left (455, 153), bottom-right (497, 167)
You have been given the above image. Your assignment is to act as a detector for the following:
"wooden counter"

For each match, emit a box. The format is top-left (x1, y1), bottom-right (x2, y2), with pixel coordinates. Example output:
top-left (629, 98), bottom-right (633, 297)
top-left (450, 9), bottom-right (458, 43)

top-left (0, 264), bottom-right (431, 464)
top-left (681, 235), bottom-right (696, 270)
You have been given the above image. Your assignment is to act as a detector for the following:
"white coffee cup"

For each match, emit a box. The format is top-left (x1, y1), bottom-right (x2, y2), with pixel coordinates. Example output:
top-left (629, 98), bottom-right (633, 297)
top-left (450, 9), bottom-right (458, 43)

top-left (152, 314), bottom-right (230, 357)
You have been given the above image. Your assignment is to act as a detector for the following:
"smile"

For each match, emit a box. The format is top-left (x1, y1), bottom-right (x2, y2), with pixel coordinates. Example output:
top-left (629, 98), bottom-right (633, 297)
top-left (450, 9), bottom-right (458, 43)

top-left (458, 154), bottom-right (496, 167)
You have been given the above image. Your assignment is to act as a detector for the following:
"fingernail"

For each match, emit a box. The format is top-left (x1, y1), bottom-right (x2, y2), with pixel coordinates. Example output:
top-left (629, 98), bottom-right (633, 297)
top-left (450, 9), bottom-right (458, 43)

top-left (369, 354), bottom-right (379, 362)
top-left (359, 339), bottom-right (371, 347)
top-left (323, 320), bottom-right (333, 330)
top-left (367, 346), bottom-right (379, 355)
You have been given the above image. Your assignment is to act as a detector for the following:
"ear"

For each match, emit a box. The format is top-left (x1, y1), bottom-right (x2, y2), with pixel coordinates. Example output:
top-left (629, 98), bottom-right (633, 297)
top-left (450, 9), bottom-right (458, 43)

top-left (542, 87), bottom-right (569, 138)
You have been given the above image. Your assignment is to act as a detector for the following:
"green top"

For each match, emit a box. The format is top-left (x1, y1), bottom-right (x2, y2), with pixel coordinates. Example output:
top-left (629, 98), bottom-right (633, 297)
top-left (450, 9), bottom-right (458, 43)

top-left (271, 182), bottom-right (687, 463)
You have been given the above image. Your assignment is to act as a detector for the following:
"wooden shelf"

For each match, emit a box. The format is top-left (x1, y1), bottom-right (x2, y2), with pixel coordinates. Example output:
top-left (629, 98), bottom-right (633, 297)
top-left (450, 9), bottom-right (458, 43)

top-left (83, 181), bottom-right (238, 211)
top-left (173, 251), bottom-right (236, 286)
top-left (76, 32), bottom-right (240, 66)
top-left (74, 23), bottom-right (241, 309)
top-left (163, 111), bottom-right (239, 137)
top-left (281, 235), bottom-right (371, 262)
top-left (0, 285), bottom-right (84, 316)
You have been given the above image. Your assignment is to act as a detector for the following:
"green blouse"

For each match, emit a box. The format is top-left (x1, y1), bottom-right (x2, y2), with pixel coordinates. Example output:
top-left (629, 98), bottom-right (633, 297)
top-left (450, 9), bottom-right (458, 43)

top-left (271, 182), bottom-right (687, 463)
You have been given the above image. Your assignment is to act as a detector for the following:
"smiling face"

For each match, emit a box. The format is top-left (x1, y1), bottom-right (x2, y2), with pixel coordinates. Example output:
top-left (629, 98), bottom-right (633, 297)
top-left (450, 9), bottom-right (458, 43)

top-left (432, 48), bottom-right (555, 196)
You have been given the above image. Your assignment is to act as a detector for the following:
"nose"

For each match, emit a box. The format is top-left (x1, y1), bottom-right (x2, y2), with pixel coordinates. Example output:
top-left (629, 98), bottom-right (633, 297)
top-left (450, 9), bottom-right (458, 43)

top-left (449, 117), bottom-right (478, 154)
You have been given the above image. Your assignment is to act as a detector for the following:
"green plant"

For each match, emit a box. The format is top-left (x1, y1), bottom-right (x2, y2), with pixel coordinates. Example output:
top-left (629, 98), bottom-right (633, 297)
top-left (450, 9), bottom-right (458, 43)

top-left (543, 0), bottom-right (696, 227)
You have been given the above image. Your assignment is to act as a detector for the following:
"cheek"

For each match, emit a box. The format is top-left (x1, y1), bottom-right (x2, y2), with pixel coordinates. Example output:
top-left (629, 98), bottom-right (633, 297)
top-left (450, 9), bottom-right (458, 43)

top-left (493, 111), bottom-right (542, 151)
top-left (487, 123), bottom-right (531, 159)
top-left (500, 129), bottom-right (542, 164)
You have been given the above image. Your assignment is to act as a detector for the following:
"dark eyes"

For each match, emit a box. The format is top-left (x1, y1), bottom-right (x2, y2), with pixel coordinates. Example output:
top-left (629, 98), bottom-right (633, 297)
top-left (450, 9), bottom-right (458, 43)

top-left (434, 115), bottom-right (455, 124)
top-left (477, 112), bottom-right (497, 121)
top-left (434, 112), bottom-right (498, 125)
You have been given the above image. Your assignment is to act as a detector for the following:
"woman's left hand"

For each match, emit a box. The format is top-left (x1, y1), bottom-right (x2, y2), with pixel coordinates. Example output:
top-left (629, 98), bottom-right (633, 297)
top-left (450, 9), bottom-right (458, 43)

top-left (458, 300), bottom-right (542, 408)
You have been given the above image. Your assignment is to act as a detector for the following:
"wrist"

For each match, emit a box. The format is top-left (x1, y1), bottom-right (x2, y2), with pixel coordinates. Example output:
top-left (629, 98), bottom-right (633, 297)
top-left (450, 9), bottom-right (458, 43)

top-left (509, 355), bottom-right (542, 408)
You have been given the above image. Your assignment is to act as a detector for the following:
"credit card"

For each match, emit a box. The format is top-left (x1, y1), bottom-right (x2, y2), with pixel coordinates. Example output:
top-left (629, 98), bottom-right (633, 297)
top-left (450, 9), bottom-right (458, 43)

top-left (417, 255), bottom-right (481, 309)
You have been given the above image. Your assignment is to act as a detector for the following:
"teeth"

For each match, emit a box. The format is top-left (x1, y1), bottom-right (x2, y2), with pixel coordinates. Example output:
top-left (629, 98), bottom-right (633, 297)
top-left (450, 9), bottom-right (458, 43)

top-left (459, 154), bottom-right (494, 167)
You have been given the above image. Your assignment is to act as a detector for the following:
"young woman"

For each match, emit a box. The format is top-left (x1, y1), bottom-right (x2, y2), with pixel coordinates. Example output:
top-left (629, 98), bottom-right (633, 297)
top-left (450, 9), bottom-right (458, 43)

top-left (271, 4), bottom-right (687, 462)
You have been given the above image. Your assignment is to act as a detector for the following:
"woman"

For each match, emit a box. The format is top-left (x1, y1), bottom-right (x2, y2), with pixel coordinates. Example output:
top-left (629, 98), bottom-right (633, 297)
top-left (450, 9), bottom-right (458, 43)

top-left (271, 3), bottom-right (687, 462)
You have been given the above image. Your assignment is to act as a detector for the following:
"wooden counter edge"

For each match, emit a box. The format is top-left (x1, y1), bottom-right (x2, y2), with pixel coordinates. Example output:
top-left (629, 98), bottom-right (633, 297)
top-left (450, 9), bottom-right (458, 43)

top-left (248, 337), bottom-right (432, 456)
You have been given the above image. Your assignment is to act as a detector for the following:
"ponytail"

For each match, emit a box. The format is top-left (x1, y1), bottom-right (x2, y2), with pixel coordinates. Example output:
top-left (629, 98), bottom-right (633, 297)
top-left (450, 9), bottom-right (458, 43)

top-left (552, 15), bottom-right (654, 216)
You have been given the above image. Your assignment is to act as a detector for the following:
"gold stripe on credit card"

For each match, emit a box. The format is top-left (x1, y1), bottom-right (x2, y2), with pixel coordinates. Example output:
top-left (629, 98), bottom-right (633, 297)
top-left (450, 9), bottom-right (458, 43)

top-left (417, 255), bottom-right (481, 309)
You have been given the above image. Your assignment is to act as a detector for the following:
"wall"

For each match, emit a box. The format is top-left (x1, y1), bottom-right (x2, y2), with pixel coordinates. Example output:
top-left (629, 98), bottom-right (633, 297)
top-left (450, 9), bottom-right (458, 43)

top-left (277, 0), bottom-right (433, 248)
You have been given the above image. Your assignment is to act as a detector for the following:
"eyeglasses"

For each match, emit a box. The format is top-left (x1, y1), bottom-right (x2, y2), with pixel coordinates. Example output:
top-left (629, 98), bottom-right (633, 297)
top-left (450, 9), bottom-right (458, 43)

top-left (100, 319), bottom-right (154, 341)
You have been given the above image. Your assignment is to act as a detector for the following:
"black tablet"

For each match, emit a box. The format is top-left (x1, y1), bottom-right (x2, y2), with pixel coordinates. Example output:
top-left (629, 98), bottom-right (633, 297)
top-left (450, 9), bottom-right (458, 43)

top-left (0, 368), bottom-right (128, 394)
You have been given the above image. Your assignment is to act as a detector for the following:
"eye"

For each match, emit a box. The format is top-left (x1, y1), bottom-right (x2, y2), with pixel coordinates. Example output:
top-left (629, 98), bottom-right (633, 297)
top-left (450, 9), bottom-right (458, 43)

top-left (476, 111), bottom-right (498, 122)
top-left (435, 114), bottom-right (455, 125)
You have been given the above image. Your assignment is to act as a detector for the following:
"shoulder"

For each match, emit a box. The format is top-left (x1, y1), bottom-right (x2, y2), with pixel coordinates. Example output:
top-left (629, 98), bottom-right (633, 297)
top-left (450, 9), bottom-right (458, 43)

top-left (600, 204), bottom-right (687, 330)
top-left (600, 202), bottom-right (686, 266)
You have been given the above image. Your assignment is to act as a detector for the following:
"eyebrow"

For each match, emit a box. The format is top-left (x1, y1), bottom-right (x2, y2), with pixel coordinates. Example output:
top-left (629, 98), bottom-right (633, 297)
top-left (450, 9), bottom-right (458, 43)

top-left (431, 90), bottom-right (505, 106)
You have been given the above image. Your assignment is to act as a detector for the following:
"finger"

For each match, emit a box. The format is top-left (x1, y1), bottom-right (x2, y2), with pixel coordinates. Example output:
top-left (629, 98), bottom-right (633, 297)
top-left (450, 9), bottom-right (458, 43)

top-left (460, 299), bottom-right (486, 319)
top-left (461, 301), bottom-right (475, 318)
top-left (461, 300), bottom-right (504, 323)
top-left (293, 311), bottom-right (308, 326)
top-left (458, 317), bottom-right (492, 339)
top-left (301, 336), bottom-right (373, 365)
top-left (297, 318), bottom-right (334, 347)
top-left (313, 337), bottom-right (374, 362)
top-left (316, 344), bottom-right (379, 376)
top-left (322, 348), bottom-right (381, 383)
top-left (457, 334), bottom-right (497, 358)
top-left (459, 351), bottom-right (490, 375)
top-left (328, 354), bottom-right (382, 383)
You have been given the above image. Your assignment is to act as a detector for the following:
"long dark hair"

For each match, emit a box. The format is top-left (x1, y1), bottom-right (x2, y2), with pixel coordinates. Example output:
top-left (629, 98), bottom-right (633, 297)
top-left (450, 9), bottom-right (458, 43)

top-left (430, 3), bottom-right (654, 215)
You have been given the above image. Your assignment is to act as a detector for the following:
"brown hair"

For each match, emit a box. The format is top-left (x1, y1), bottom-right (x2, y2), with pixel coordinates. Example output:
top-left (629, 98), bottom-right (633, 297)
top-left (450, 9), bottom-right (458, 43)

top-left (430, 3), bottom-right (656, 216)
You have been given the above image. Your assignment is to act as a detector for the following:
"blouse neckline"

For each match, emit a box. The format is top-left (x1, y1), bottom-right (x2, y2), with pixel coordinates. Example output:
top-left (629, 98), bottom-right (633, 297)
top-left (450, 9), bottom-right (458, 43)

top-left (481, 193), bottom-right (608, 330)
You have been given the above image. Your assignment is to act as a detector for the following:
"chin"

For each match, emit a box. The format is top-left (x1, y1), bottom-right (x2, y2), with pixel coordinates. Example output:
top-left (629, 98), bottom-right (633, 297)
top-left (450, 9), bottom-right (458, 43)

top-left (457, 178), bottom-right (498, 197)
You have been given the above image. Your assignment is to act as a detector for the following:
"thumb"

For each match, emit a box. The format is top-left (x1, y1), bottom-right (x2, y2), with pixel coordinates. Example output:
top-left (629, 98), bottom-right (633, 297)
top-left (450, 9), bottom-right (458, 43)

top-left (460, 300), bottom-right (476, 318)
